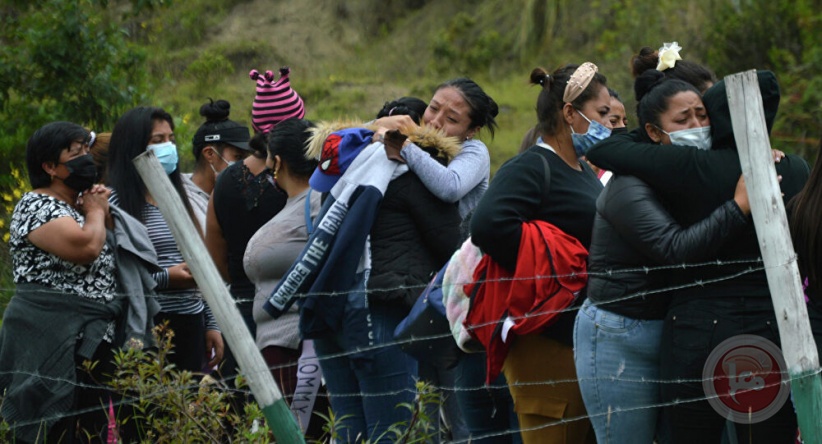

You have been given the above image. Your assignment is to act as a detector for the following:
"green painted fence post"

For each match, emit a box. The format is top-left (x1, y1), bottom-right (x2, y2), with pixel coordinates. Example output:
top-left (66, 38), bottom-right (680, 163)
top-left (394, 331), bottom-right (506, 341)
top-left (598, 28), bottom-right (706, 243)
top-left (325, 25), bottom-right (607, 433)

top-left (727, 70), bottom-right (822, 443)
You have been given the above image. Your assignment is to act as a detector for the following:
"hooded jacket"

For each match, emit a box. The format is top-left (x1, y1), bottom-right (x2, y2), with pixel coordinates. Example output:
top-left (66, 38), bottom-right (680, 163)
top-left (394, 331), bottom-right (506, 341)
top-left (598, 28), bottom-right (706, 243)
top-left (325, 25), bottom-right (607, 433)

top-left (366, 125), bottom-right (463, 308)
top-left (585, 70), bottom-right (810, 303)
top-left (263, 121), bottom-right (461, 364)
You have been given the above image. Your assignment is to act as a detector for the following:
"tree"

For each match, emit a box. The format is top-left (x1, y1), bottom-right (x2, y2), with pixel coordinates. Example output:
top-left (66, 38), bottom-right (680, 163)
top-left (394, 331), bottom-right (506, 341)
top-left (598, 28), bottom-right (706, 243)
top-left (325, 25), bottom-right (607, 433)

top-left (0, 0), bottom-right (163, 167)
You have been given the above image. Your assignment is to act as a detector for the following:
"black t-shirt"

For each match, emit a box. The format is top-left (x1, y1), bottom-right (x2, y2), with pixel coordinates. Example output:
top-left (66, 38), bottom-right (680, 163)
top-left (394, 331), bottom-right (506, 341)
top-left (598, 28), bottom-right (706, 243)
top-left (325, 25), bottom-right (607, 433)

top-left (472, 146), bottom-right (602, 271)
top-left (213, 161), bottom-right (287, 304)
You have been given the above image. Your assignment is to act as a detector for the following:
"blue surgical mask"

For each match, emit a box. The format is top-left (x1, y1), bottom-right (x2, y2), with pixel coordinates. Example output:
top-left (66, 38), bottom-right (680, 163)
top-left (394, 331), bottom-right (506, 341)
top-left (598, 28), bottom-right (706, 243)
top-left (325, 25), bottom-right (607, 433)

top-left (571, 110), bottom-right (611, 157)
top-left (147, 141), bottom-right (178, 175)
top-left (663, 126), bottom-right (713, 150)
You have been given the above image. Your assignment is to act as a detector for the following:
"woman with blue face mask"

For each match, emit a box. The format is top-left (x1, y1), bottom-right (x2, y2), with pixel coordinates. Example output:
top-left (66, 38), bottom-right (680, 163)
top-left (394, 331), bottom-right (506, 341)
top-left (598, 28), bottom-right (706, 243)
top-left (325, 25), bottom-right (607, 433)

top-left (469, 62), bottom-right (611, 444)
top-left (107, 106), bottom-right (225, 375)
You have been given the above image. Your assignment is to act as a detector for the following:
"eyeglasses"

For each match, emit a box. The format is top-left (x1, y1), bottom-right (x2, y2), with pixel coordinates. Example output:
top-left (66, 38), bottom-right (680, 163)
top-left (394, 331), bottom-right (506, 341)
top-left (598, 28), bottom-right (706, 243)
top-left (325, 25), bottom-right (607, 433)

top-left (68, 139), bottom-right (91, 155)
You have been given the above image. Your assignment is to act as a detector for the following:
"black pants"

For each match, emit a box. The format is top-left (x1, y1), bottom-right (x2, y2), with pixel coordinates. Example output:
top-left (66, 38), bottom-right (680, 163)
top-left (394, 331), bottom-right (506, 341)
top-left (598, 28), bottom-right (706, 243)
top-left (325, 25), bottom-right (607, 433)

top-left (154, 311), bottom-right (207, 373)
top-left (659, 297), bottom-right (801, 444)
top-left (45, 343), bottom-right (131, 444)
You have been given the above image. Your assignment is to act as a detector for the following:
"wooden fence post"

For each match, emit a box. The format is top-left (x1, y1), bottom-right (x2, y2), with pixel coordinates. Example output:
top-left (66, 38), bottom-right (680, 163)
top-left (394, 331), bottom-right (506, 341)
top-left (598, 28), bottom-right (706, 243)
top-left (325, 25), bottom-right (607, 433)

top-left (727, 69), bottom-right (822, 443)
top-left (133, 151), bottom-right (305, 444)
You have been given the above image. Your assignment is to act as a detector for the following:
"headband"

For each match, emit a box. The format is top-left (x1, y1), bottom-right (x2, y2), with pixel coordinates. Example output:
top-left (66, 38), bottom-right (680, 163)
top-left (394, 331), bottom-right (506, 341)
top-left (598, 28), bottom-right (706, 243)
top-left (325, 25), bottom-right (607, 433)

top-left (656, 42), bottom-right (682, 72)
top-left (563, 62), bottom-right (598, 103)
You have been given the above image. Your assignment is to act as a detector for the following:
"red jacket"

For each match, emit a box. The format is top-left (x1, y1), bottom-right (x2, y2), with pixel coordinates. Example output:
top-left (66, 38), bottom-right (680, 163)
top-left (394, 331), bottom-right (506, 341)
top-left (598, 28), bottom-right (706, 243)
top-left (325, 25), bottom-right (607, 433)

top-left (464, 220), bottom-right (588, 382)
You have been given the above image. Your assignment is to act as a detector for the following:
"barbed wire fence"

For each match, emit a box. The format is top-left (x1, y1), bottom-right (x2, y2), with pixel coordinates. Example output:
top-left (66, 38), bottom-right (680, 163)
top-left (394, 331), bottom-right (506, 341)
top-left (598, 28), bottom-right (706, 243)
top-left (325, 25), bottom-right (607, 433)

top-left (2, 256), bottom-right (816, 442)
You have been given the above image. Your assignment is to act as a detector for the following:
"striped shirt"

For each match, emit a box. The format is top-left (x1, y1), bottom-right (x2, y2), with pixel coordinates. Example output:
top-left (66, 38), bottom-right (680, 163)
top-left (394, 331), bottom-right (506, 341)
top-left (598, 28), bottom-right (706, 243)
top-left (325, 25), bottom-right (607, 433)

top-left (110, 191), bottom-right (218, 331)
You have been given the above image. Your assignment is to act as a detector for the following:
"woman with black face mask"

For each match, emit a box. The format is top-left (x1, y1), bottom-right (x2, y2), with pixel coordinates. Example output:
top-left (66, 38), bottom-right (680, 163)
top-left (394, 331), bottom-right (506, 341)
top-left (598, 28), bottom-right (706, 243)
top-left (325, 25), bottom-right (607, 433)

top-left (0, 121), bottom-right (121, 442)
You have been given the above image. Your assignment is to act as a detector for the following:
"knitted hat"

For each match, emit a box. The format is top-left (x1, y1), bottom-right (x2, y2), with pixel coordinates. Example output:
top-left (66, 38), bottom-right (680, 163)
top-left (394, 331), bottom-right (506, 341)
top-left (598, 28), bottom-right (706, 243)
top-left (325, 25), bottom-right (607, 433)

top-left (249, 67), bottom-right (306, 134)
top-left (309, 128), bottom-right (374, 192)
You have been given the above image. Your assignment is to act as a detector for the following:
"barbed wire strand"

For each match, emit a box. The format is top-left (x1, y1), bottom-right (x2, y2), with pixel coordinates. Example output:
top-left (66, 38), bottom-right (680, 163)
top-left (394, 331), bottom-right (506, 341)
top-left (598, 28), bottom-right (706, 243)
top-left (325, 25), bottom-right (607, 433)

top-left (1, 257), bottom-right (815, 439)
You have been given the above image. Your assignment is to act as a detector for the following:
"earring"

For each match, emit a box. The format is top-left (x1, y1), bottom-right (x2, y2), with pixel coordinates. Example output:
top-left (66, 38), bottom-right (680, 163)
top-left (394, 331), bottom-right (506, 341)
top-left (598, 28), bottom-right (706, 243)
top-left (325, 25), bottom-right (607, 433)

top-left (273, 169), bottom-right (279, 180)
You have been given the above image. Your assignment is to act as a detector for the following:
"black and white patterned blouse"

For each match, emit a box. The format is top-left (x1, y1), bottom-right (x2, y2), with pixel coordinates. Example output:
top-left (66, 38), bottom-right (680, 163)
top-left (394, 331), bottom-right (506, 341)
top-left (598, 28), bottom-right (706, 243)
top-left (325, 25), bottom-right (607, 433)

top-left (10, 192), bottom-right (117, 302)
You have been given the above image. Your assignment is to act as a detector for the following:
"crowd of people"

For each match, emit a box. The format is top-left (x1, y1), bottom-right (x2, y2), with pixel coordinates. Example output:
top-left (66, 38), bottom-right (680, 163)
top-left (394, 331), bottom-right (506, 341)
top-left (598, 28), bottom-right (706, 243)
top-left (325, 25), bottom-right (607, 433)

top-left (1, 41), bottom-right (821, 444)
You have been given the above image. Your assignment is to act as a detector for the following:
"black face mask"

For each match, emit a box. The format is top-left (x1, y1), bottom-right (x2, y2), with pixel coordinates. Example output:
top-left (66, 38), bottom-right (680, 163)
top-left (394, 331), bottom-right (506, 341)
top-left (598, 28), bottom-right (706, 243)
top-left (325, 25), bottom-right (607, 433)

top-left (59, 154), bottom-right (98, 192)
top-left (610, 127), bottom-right (628, 136)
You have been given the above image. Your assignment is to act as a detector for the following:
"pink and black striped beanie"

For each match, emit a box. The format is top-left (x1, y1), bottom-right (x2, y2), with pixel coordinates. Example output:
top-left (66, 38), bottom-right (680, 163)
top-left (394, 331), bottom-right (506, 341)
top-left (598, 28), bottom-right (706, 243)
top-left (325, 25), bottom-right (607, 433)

top-left (249, 67), bottom-right (306, 133)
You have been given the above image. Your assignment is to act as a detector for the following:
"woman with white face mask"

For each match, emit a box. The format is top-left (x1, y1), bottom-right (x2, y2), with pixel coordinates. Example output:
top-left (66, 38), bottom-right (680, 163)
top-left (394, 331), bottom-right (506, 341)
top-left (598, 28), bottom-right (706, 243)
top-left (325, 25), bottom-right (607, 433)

top-left (576, 70), bottom-right (753, 444)
top-left (183, 99), bottom-right (253, 233)
top-left (586, 67), bottom-right (812, 442)
top-left (107, 106), bottom-right (224, 374)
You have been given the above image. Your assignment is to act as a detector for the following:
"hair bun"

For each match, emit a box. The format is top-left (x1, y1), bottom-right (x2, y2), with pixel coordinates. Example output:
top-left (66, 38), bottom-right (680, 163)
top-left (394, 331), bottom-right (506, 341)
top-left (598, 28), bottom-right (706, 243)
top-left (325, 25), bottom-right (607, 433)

top-left (199, 99), bottom-right (231, 122)
top-left (631, 46), bottom-right (660, 78)
top-left (634, 69), bottom-right (666, 102)
top-left (529, 67), bottom-right (552, 89)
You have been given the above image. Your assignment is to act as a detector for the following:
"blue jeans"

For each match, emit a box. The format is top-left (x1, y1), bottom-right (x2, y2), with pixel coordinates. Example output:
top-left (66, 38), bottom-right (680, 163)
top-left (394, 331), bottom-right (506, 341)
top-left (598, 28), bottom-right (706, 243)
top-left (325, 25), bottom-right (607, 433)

top-left (418, 361), bottom-right (470, 442)
top-left (574, 298), bottom-right (665, 444)
top-left (453, 352), bottom-right (522, 444)
top-left (314, 304), bottom-right (417, 443)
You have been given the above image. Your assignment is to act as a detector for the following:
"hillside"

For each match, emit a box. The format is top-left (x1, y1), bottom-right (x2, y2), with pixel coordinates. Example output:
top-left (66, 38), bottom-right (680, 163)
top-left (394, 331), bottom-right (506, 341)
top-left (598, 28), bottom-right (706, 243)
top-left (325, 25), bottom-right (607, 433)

top-left (142, 0), bottom-right (819, 171)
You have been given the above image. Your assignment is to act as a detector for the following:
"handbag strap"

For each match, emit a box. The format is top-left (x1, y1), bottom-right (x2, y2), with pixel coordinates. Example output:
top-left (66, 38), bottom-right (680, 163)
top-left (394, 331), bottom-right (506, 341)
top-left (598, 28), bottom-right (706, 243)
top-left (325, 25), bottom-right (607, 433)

top-left (304, 188), bottom-right (314, 236)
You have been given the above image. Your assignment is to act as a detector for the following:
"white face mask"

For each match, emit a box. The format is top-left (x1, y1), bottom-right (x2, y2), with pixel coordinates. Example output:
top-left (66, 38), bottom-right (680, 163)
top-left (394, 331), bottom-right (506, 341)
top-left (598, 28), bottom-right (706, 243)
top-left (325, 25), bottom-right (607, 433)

top-left (662, 126), bottom-right (713, 150)
top-left (207, 147), bottom-right (235, 174)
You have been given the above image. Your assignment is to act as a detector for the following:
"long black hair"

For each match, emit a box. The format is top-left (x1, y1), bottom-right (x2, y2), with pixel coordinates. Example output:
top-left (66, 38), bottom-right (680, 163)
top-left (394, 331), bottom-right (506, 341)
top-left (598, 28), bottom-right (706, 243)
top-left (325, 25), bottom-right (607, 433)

top-left (791, 138), bottom-right (822, 300)
top-left (267, 118), bottom-right (317, 179)
top-left (107, 106), bottom-right (196, 224)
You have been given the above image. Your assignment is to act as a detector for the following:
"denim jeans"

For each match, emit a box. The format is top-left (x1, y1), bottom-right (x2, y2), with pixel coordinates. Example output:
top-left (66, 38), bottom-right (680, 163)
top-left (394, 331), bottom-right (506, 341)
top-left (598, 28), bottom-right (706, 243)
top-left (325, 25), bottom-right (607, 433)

top-left (453, 352), bottom-right (522, 443)
top-left (574, 298), bottom-right (665, 444)
top-left (314, 303), bottom-right (417, 443)
top-left (418, 361), bottom-right (470, 442)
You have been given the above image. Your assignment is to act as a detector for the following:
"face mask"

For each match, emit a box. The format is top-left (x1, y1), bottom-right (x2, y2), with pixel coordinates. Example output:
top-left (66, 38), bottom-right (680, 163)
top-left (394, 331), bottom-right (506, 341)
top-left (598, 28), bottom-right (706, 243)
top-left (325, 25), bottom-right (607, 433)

top-left (610, 127), bottom-right (628, 136)
top-left (571, 110), bottom-right (611, 157)
top-left (59, 154), bottom-right (97, 192)
top-left (147, 141), bottom-right (178, 175)
top-left (207, 147), bottom-right (235, 174)
top-left (663, 126), bottom-right (712, 150)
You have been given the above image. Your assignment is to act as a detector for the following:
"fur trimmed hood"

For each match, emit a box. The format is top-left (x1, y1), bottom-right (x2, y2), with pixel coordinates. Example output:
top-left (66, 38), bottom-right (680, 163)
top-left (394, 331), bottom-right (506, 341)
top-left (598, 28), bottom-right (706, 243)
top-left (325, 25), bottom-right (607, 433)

top-left (305, 120), bottom-right (462, 164)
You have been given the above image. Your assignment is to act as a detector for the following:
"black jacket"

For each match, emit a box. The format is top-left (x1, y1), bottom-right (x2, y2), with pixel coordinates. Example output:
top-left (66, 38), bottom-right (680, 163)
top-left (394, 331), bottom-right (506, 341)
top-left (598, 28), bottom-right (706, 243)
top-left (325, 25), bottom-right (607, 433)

top-left (368, 172), bottom-right (461, 308)
top-left (587, 175), bottom-right (749, 319)
top-left (585, 71), bottom-right (811, 304)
